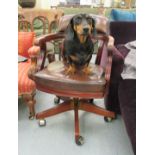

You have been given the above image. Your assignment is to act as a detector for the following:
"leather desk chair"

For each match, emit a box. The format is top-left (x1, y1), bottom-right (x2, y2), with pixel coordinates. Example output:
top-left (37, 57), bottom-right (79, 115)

top-left (29, 15), bottom-right (115, 145)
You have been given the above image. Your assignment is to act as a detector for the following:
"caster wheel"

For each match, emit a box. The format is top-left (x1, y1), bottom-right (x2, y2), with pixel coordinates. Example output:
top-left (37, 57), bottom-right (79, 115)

top-left (89, 99), bottom-right (94, 104)
top-left (29, 112), bottom-right (35, 120)
top-left (104, 117), bottom-right (113, 122)
top-left (76, 136), bottom-right (84, 145)
top-left (38, 119), bottom-right (46, 127)
top-left (29, 115), bottom-right (34, 120)
top-left (54, 97), bottom-right (60, 104)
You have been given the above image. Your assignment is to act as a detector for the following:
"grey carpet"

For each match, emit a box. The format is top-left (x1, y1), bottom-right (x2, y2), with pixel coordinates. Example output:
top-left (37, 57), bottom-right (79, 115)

top-left (18, 90), bottom-right (134, 155)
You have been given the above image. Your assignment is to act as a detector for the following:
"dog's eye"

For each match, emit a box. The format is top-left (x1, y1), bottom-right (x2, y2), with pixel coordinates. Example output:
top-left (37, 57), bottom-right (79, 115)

top-left (75, 17), bottom-right (82, 24)
top-left (86, 18), bottom-right (92, 24)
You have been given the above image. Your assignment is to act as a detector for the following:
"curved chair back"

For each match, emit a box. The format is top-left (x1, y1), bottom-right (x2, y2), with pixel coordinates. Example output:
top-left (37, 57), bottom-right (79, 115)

top-left (58, 14), bottom-right (109, 34)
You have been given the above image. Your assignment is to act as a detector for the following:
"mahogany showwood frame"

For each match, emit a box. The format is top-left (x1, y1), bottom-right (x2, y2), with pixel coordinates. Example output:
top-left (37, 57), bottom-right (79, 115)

top-left (30, 31), bottom-right (115, 144)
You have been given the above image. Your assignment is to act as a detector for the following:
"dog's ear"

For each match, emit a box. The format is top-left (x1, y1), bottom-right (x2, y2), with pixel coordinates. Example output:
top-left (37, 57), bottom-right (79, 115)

top-left (66, 18), bottom-right (74, 40)
top-left (92, 18), bottom-right (97, 36)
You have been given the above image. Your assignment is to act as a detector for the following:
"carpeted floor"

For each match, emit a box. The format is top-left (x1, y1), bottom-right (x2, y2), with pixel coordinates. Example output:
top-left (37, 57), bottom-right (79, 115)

top-left (18, 90), bottom-right (134, 155)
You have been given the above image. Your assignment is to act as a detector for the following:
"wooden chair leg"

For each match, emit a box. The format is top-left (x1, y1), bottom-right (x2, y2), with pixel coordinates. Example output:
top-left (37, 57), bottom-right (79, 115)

top-left (79, 101), bottom-right (115, 118)
top-left (74, 99), bottom-right (84, 145)
top-left (23, 93), bottom-right (36, 120)
top-left (74, 99), bottom-right (80, 143)
top-left (36, 100), bottom-right (74, 119)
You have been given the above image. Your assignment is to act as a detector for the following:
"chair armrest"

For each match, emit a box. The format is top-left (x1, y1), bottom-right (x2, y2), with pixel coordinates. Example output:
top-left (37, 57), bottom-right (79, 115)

top-left (28, 46), bottom-right (40, 80)
top-left (34, 32), bottom-right (65, 69)
top-left (34, 32), bottom-right (65, 48)
top-left (104, 35), bottom-right (115, 82)
top-left (107, 35), bottom-right (115, 47)
top-left (28, 45), bottom-right (40, 58)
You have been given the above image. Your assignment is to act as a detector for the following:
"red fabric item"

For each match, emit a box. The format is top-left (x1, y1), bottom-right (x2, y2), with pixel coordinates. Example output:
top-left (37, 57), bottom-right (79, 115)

top-left (18, 60), bottom-right (36, 95)
top-left (18, 32), bottom-right (35, 58)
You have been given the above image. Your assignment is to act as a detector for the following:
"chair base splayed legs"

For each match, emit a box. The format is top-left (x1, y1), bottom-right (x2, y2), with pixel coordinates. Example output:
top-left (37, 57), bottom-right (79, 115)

top-left (36, 98), bottom-right (115, 145)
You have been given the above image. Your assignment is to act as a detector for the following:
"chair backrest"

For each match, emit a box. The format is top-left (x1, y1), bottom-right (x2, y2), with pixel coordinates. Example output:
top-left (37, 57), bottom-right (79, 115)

top-left (35, 35), bottom-right (109, 72)
top-left (58, 14), bottom-right (109, 34)
top-left (34, 14), bottom-right (110, 70)
top-left (18, 32), bottom-right (35, 58)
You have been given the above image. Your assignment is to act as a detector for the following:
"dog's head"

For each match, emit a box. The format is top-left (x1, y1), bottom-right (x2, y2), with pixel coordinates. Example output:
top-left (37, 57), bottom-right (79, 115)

top-left (66, 14), bottom-right (96, 41)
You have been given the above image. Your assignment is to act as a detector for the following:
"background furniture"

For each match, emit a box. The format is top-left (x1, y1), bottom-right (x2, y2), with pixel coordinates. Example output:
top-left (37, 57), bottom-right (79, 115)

top-left (19, 0), bottom-right (36, 8)
top-left (18, 19), bottom-right (33, 32)
top-left (18, 8), bottom-right (64, 35)
top-left (105, 20), bottom-right (136, 113)
top-left (18, 8), bottom-right (64, 66)
top-left (110, 9), bottom-right (136, 21)
top-left (105, 20), bottom-right (136, 154)
top-left (109, 21), bottom-right (136, 45)
top-left (18, 32), bottom-right (40, 119)
top-left (28, 15), bottom-right (116, 145)
top-left (118, 79), bottom-right (136, 154)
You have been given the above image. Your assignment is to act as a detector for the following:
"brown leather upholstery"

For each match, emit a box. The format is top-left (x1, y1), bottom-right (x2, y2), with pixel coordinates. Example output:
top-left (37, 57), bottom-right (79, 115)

top-left (34, 61), bottom-right (106, 98)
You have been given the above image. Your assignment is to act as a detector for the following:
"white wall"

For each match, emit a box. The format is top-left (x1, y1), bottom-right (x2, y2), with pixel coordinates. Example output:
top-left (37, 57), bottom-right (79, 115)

top-left (104, 0), bottom-right (114, 7)
top-left (35, 0), bottom-right (53, 9)
top-left (80, 0), bottom-right (100, 6)
top-left (51, 0), bottom-right (60, 6)
top-left (80, 0), bottom-right (92, 5)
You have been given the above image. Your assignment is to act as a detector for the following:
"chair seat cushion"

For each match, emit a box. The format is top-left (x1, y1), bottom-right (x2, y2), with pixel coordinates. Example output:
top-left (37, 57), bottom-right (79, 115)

top-left (34, 61), bottom-right (106, 98)
top-left (18, 60), bottom-right (36, 95)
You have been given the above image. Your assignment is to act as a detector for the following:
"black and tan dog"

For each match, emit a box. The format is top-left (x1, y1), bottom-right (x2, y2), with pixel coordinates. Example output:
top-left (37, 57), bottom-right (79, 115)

top-left (62, 14), bottom-right (96, 75)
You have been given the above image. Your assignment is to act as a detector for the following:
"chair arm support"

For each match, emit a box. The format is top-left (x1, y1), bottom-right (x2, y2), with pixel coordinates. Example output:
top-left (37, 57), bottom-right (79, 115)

top-left (104, 35), bottom-right (115, 82)
top-left (105, 48), bottom-right (113, 82)
top-left (34, 32), bottom-right (65, 48)
top-left (108, 35), bottom-right (115, 47)
top-left (28, 46), bottom-right (40, 80)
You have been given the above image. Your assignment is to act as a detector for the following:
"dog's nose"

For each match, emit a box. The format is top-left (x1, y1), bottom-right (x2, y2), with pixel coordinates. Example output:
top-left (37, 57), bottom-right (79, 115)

top-left (83, 28), bottom-right (89, 33)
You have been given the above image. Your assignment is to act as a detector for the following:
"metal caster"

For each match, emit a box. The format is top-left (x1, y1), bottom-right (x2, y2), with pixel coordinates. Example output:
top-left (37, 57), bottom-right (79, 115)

top-left (104, 113), bottom-right (117, 122)
top-left (38, 119), bottom-right (46, 127)
top-left (29, 113), bottom-right (35, 120)
top-left (29, 115), bottom-right (34, 120)
top-left (104, 117), bottom-right (113, 122)
top-left (75, 136), bottom-right (84, 145)
top-left (89, 99), bottom-right (94, 104)
top-left (54, 97), bottom-right (60, 104)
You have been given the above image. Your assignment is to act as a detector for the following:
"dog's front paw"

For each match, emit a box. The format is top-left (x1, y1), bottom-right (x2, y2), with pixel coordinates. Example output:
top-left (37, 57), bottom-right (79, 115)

top-left (65, 65), bottom-right (76, 75)
top-left (82, 66), bottom-right (92, 75)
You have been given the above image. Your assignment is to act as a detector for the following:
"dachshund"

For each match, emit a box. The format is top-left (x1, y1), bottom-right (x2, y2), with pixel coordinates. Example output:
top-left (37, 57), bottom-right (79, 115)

top-left (62, 14), bottom-right (96, 75)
